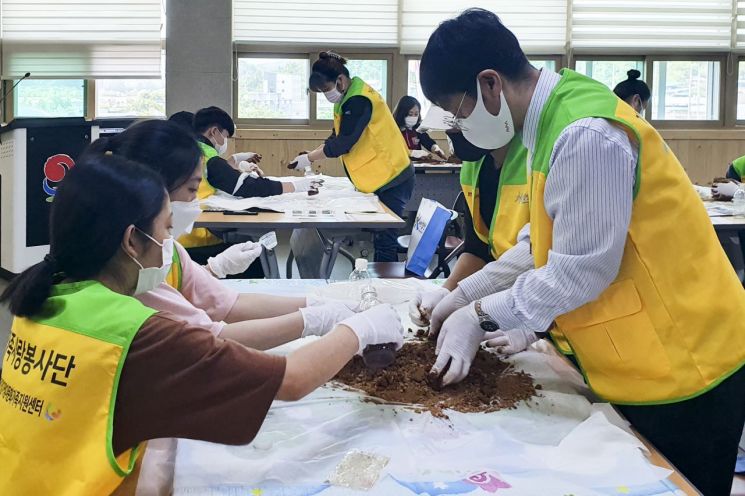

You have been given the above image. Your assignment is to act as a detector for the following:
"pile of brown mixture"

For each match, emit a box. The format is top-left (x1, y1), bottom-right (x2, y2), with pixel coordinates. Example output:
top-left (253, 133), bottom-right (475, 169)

top-left (332, 340), bottom-right (539, 419)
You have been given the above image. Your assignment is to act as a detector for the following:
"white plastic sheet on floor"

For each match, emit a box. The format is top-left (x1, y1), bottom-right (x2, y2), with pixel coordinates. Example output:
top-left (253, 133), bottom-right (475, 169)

top-left (139, 280), bottom-right (684, 496)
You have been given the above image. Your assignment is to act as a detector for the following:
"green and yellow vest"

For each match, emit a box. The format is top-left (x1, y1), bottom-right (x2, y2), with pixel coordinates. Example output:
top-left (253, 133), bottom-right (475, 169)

top-left (0, 281), bottom-right (156, 494)
top-left (460, 138), bottom-right (529, 260)
top-left (530, 69), bottom-right (745, 405)
top-left (333, 77), bottom-right (411, 193)
top-left (731, 155), bottom-right (745, 180)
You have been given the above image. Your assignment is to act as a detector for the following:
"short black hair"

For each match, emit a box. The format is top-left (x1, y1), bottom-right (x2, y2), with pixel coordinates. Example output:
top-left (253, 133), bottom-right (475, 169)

top-left (168, 110), bottom-right (196, 135)
top-left (393, 96), bottom-right (421, 129)
top-left (613, 70), bottom-right (651, 105)
top-left (194, 106), bottom-right (235, 137)
top-left (420, 8), bottom-right (530, 105)
top-left (309, 51), bottom-right (350, 92)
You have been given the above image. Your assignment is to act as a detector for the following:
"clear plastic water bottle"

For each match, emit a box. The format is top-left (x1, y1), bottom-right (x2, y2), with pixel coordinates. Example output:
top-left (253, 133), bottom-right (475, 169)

top-left (349, 259), bottom-right (397, 369)
top-left (733, 188), bottom-right (745, 216)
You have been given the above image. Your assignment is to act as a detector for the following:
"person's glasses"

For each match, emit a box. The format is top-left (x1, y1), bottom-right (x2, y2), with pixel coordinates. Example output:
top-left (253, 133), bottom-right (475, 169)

top-left (443, 91), bottom-right (469, 132)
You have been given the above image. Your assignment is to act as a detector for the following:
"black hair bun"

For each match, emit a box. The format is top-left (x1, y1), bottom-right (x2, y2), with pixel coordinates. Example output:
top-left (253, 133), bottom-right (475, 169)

top-left (320, 51), bottom-right (347, 65)
top-left (627, 69), bottom-right (641, 80)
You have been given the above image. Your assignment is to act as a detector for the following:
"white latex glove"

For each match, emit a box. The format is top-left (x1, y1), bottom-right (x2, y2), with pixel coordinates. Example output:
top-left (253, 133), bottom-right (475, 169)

top-left (207, 241), bottom-right (263, 278)
top-left (299, 302), bottom-right (355, 338)
top-left (409, 287), bottom-right (450, 326)
top-left (232, 152), bottom-right (261, 164)
top-left (712, 181), bottom-right (741, 199)
top-left (483, 328), bottom-right (538, 355)
top-left (429, 286), bottom-right (471, 338)
top-left (290, 177), bottom-right (316, 193)
top-left (431, 144), bottom-right (447, 160)
top-left (289, 153), bottom-right (312, 171)
top-left (305, 294), bottom-right (361, 313)
top-left (338, 304), bottom-right (404, 355)
top-left (238, 160), bottom-right (264, 177)
top-left (432, 302), bottom-right (485, 386)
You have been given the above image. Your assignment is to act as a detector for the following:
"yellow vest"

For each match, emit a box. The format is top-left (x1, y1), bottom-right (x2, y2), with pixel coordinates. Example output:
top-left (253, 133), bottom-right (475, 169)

top-left (333, 77), bottom-right (411, 193)
top-left (530, 70), bottom-right (745, 405)
top-left (0, 281), bottom-right (156, 494)
top-left (460, 138), bottom-right (529, 260)
top-left (165, 244), bottom-right (183, 291)
top-left (178, 141), bottom-right (221, 248)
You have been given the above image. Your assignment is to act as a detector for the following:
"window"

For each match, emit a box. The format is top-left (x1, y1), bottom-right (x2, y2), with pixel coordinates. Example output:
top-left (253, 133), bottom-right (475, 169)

top-left (530, 60), bottom-right (557, 72)
top-left (407, 59), bottom-right (431, 116)
top-left (316, 59), bottom-right (388, 120)
top-left (651, 61), bottom-right (720, 121)
top-left (13, 80), bottom-right (85, 117)
top-left (237, 57), bottom-right (309, 120)
top-left (738, 61), bottom-right (745, 121)
top-left (95, 79), bottom-right (165, 118)
top-left (575, 60), bottom-right (645, 90)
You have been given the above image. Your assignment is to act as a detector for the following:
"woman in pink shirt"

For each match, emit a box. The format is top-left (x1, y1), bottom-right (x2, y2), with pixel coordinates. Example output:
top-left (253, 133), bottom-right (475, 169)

top-left (82, 120), bottom-right (352, 348)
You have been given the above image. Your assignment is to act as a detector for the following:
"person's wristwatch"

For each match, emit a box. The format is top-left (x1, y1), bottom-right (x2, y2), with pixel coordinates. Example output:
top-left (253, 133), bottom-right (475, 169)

top-left (474, 300), bottom-right (499, 332)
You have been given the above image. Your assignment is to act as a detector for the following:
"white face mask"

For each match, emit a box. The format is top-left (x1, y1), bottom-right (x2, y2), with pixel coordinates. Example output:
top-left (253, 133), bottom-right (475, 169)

top-left (171, 200), bottom-right (202, 238)
top-left (454, 78), bottom-right (515, 151)
top-left (213, 130), bottom-right (228, 156)
top-left (324, 81), bottom-right (344, 104)
top-left (128, 231), bottom-right (173, 295)
top-left (404, 116), bottom-right (419, 129)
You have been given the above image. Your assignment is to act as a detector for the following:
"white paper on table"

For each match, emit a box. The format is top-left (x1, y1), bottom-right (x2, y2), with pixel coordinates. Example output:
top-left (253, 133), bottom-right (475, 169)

top-left (200, 189), bottom-right (383, 215)
top-left (706, 202), bottom-right (735, 217)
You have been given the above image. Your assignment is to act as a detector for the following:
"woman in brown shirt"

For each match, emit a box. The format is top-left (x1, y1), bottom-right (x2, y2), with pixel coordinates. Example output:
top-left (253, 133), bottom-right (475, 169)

top-left (0, 154), bottom-right (403, 494)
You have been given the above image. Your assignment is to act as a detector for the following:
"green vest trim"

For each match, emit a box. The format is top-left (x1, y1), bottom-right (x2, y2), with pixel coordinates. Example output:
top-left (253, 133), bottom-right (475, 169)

top-left (533, 69), bottom-right (642, 199)
top-left (334, 76), bottom-right (368, 116)
top-left (35, 281), bottom-right (156, 475)
top-left (732, 155), bottom-right (745, 180)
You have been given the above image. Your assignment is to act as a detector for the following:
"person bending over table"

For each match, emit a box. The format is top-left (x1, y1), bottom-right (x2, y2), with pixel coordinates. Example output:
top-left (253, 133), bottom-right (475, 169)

top-left (0, 155), bottom-right (403, 495)
top-left (419, 9), bottom-right (745, 495)
top-left (288, 51), bottom-right (414, 263)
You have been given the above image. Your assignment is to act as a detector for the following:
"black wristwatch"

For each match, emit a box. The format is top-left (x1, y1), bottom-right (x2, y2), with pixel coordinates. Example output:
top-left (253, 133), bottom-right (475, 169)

top-left (474, 300), bottom-right (499, 332)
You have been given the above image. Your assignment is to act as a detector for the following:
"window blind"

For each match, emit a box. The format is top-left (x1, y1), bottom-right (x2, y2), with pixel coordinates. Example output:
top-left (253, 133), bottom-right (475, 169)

top-left (1, 0), bottom-right (162, 79)
top-left (233, 0), bottom-right (399, 46)
top-left (736, 1), bottom-right (745, 50)
top-left (399, 1), bottom-right (567, 55)
top-left (571, 0), bottom-right (734, 52)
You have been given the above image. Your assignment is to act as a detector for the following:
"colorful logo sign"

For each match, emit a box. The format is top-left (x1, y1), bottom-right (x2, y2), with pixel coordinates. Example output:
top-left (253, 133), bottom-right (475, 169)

top-left (44, 403), bottom-right (62, 421)
top-left (42, 154), bottom-right (75, 202)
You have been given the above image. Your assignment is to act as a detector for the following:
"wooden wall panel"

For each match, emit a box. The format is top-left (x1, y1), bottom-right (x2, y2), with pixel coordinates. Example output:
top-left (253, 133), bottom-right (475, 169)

top-left (234, 128), bottom-right (745, 184)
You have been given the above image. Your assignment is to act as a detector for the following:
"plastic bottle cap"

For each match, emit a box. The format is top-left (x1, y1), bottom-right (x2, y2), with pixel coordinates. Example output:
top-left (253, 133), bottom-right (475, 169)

top-left (355, 258), bottom-right (368, 271)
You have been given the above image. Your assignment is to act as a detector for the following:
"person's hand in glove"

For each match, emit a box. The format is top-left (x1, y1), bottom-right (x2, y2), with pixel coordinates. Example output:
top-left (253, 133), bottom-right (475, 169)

top-left (305, 294), bottom-right (361, 313)
top-left (429, 286), bottom-right (471, 338)
top-left (712, 180), bottom-right (741, 200)
top-left (409, 287), bottom-right (450, 326)
top-left (431, 145), bottom-right (448, 161)
top-left (431, 302), bottom-right (485, 386)
top-left (483, 328), bottom-right (538, 355)
top-left (288, 153), bottom-right (312, 171)
top-left (238, 160), bottom-right (265, 177)
top-left (287, 177), bottom-right (320, 193)
top-left (299, 302), bottom-right (355, 337)
top-left (206, 241), bottom-right (263, 278)
top-left (232, 152), bottom-right (262, 164)
top-left (338, 304), bottom-right (404, 355)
